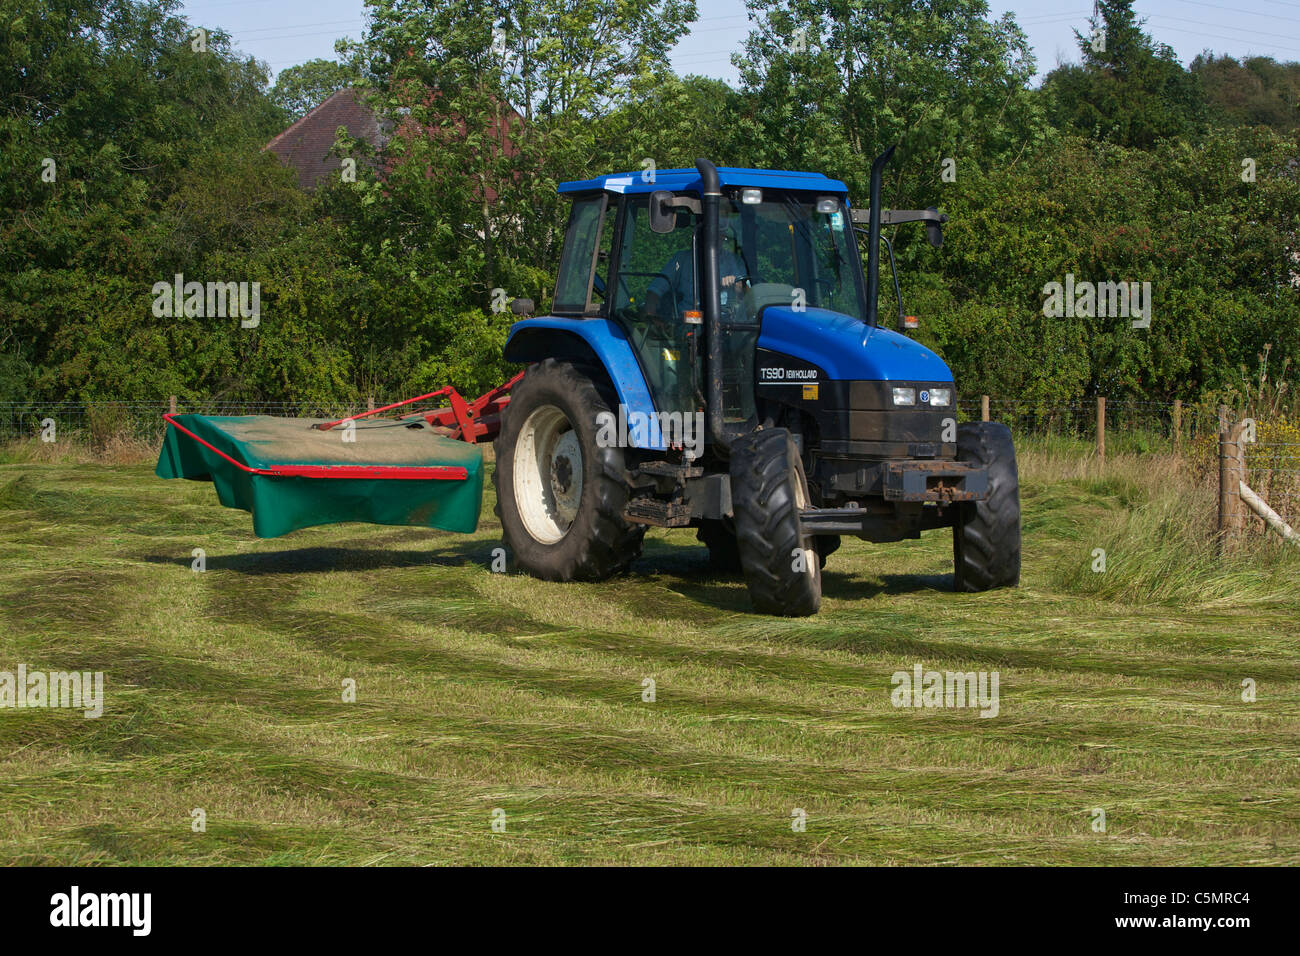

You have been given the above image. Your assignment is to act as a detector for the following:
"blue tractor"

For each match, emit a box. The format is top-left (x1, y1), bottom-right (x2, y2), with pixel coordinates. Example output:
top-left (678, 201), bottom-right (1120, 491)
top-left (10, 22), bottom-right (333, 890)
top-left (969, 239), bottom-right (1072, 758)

top-left (495, 150), bottom-right (1021, 615)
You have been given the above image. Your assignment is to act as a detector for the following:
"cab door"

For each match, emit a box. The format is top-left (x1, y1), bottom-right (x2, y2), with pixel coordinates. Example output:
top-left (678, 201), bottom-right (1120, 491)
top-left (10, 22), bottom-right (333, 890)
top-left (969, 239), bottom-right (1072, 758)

top-left (607, 195), bottom-right (700, 420)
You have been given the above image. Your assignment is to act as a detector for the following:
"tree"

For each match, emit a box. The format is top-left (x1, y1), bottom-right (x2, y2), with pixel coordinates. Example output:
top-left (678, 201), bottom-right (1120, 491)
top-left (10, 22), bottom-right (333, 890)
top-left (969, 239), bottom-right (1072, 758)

top-left (270, 58), bottom-right (359, 119)
top-left (906, 127), bottom-right (1300, 405)
top-left (338, 0), bottom-right (699, 297)
top-left (1043, 0), bottom-right (1206, 148)
top-left (731, 0), bottom-right (1044, 202)
top-left (1192, 54), bottom-right (1300, 135)
top-left (0, 0), bottom-right (290, 402)
top-left (603, 72), bottom-right (747, 170)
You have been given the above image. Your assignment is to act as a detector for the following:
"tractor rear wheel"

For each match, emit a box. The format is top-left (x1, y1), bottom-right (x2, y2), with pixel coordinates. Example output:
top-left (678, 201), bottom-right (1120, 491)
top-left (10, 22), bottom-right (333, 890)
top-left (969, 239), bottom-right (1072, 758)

top-left (952, 421), bottom-right (1021, 591)
top-left (730, 428), bottom-right (822, 616)
top-left (494, 359), bottom-right (644, 581)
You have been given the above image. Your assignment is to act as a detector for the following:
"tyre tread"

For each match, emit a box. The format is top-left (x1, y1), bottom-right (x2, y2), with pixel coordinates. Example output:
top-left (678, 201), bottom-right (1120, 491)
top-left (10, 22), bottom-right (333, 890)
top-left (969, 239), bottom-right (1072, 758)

top-left (730, 428), bottom-right (821, 616)
top-left (953, 422), bottom-right (1021, 591)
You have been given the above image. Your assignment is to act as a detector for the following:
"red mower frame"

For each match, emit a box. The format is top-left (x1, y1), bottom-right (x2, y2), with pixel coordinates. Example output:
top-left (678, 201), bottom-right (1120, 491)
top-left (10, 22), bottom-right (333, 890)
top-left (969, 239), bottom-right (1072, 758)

top-left (161, 371), bottom-right (524, 481)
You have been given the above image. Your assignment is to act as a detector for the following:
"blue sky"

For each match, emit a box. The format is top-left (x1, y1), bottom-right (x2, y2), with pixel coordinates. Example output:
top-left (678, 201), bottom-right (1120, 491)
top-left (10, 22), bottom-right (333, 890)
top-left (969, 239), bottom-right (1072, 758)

top-left (178, 0), bottom-right (1300, 86)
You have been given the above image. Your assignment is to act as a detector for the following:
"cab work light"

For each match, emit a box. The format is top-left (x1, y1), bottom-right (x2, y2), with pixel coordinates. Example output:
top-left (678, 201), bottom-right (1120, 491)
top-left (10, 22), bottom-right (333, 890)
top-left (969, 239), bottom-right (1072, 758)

top-left (892, 387), bottom-right (916, 406)
top-left (741, 188), bottom-right (762, 204)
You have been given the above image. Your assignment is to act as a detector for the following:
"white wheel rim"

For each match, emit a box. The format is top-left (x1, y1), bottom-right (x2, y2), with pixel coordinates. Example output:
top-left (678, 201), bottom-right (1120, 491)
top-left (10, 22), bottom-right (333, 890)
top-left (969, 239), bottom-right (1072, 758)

top-left (794, 462), bottom-right (816, 579)
top-left (513, 404), bottom-right (583, 545)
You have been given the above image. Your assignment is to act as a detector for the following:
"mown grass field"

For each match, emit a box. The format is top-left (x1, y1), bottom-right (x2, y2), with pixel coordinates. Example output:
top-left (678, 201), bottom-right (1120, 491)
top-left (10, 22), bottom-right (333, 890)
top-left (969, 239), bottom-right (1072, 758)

top-left (1, 445), bottom-right (1297, 865)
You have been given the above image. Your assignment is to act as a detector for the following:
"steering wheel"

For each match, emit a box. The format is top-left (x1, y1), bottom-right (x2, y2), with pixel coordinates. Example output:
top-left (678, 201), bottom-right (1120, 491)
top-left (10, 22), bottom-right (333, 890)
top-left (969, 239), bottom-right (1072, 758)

top-left (722, 273), bottom-right (757, 321)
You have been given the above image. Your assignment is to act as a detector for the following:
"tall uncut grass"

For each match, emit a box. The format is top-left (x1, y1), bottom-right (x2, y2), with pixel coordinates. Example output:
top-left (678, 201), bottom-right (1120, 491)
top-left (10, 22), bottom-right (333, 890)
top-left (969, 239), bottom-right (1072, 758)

top-left (1019, 438), bottom-right (1299, 607)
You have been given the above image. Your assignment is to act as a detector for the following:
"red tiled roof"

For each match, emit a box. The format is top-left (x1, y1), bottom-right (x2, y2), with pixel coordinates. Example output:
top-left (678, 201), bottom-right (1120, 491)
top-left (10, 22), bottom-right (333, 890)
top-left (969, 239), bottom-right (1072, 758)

top-left (263, 88), bottom-right (389, 189)
top-left (265, 86), bottom-right (526, 200)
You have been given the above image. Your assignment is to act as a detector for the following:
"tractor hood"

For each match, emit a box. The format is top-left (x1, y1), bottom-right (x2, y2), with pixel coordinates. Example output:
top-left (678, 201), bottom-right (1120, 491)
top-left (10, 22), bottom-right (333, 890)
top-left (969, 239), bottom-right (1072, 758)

top-left (757, 307), bottom-right (954, 382)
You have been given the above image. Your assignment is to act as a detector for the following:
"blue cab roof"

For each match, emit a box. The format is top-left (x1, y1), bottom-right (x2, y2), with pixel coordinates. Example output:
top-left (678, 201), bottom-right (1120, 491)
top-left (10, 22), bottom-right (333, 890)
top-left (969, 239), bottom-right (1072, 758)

top-left (558, 167), bottom-right (850, 198)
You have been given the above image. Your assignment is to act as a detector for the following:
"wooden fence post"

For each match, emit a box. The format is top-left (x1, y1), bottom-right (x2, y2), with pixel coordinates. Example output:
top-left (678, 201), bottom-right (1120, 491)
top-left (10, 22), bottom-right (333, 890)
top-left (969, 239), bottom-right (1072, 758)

top-left (980, 395), bottom-right (989, 423)
top-left (169, 395), bottom-right (177, 415)
top-left (1218, 406), bottom-right (1231, 536)
top-left (1172, 399), bottom-right (1181, 451)
top-left (1232, 422), bottom-right (1247, 532)
top-left (367, 396), bottom-right (375, 413)
top-left (1240, 482), bottom-right (1300, 550)
top-left (1218, 407), bottom-right (1247, 539)
top-left (1096, 396), bottom-right (1106, 465)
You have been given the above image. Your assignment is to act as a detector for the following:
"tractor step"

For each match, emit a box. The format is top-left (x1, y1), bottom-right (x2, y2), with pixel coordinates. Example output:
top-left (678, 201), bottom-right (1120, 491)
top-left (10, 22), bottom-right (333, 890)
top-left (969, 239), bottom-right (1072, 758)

top-left (632, 460), bottom-right (704, 481)
top-left (624, 496), bottom-right (693, 527)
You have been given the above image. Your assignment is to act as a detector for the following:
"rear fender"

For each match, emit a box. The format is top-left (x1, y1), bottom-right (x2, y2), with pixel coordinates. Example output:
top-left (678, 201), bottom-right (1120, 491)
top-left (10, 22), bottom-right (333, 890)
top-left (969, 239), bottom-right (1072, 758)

top-left (504, 316), bottom-right (666, 451)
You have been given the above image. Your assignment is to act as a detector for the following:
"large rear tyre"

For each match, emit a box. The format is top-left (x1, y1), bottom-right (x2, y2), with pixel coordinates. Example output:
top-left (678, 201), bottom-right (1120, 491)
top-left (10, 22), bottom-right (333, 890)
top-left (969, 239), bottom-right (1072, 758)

top-left (730, 428), bottom-right (822, 616)
top-left (494, 359), bottom-right (644, 581)
top-left (953, 422), bottom-right (1021, 592)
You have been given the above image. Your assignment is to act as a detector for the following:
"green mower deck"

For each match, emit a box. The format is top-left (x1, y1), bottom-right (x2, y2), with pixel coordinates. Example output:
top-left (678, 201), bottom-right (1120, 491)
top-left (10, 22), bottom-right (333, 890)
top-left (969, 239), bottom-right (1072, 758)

top-left (156, 413), bottom-right (484, 538)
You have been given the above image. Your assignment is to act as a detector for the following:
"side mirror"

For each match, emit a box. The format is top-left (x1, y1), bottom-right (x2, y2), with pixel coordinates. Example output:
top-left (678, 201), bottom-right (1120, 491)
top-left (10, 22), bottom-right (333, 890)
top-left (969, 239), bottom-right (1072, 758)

top-left (649, 190), bottom-right (676, 234)
top-left (510, 298), bottom-right (535, 316)
top-left (853, 206), bottom-right (947, 248)
top-left (925, 207), bottom-right (946, 249)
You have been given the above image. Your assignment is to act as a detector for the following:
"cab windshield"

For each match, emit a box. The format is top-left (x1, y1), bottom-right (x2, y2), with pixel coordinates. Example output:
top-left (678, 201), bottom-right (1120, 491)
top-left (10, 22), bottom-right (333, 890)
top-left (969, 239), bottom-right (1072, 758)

top-left (719, 193), bottom-right (866, 323)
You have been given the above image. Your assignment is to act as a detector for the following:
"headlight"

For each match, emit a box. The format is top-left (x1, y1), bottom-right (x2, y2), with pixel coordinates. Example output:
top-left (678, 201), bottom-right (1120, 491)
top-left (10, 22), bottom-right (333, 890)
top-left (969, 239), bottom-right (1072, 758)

top-left (892, 387), bottom-right (916, 406)
top-left (927, 388), bottom-right (952, 407)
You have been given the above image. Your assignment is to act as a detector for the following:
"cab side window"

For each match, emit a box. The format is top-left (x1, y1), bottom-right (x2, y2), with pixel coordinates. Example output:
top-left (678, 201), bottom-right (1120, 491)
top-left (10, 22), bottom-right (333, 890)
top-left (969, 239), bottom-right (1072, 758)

top-left (553, 195), bottom-right (606, 315)
top-left (591, 201), bottom-right (618, 306)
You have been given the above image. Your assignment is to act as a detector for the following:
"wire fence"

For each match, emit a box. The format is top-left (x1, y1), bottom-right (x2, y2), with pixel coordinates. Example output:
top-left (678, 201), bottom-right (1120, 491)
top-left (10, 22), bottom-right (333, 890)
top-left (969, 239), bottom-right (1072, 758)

top-left (1242, 437), bottom-right (1300, 529)
top-left (0, 397), bottom-right (1252, 449)
top-left (954, 398), bottom-right (1222, 451)
top-left (0, 399), bottom-right (377, 448)
top-left (5, 396), bottom-right (1299, 536)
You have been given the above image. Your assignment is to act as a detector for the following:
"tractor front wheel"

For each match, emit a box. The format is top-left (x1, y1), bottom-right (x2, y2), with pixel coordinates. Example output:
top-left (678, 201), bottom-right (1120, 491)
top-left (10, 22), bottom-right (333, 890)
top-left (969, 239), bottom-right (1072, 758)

top-left (494, 359), bottom-right (644, 581)
top-left (730, 428), bottom-right (822, 616)
top-left (952, 421), bottom-right (1021, 591)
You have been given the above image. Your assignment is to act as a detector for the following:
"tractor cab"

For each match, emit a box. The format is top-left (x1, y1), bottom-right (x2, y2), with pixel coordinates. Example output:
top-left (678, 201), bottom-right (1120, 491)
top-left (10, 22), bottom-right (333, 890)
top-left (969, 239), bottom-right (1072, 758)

top-left (545, 170), bottom-right (867, 432)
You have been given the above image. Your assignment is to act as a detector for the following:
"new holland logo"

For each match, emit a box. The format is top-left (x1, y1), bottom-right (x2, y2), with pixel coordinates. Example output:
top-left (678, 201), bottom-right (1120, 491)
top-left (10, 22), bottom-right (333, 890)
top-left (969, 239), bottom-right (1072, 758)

top-left (759, 366), bottom-right (819, 382)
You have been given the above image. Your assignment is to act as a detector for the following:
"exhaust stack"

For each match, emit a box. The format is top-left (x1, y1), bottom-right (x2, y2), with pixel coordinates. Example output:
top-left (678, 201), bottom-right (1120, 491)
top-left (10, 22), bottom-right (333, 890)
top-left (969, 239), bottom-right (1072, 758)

top-left (695, 157), bottom-right (744, 453)
top-left (864, 145), bottom-right (896, 329)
